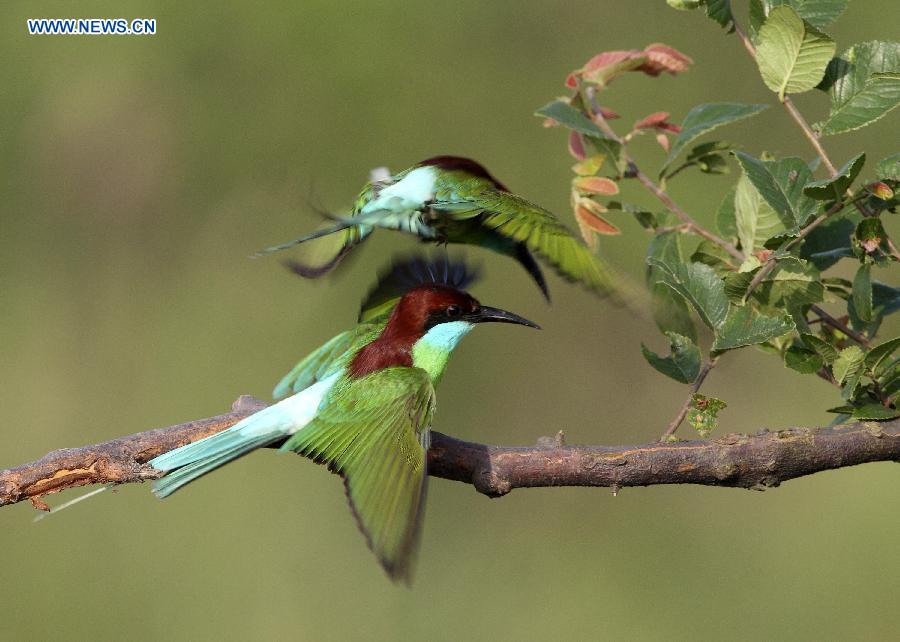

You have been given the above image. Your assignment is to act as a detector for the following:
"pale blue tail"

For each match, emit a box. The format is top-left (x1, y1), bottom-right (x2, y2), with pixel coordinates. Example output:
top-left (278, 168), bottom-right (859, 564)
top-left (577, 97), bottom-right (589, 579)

top-left (150, 373), bottom-right (341, 498)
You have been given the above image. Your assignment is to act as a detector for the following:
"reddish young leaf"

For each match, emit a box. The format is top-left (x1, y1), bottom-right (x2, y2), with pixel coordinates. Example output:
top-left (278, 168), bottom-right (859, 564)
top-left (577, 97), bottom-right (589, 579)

top-left (573, 196), bottom-right (621, 247)
top-left (568, 44), bottom-right (693, 89)
top-left (568, 131), bottom-right (586, 160)
top-left (598, 106), bottom-right (621, 120)
top-left (640, 44), bottom-right (693, 76)
top-left (634, 111), bottom-right (681, 133)
top-left (574, 176), bottom-right (620, 195)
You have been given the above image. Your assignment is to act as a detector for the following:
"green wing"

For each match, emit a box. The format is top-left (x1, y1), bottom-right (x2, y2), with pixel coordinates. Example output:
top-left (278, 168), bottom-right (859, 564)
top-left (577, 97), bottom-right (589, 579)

top-left (434, 190), bottom-right (616, 295)
top-left (280, 368), bottom-right (434, 583)
top-left (273, 324), bottom-right (381, 400)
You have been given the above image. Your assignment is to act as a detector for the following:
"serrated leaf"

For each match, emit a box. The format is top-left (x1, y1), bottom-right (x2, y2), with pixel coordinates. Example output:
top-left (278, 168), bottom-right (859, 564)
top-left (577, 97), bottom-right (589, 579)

top-left (535, 100), bottom-right (605, 138)
top-left (647, 258), bottom-right (729, 330)
top-left (661, 103), bottom-right (768, 174)
top-left (712, 306), bottom-right (795, 352)
top-left (851, 404), bottom-right (900, 421)
top-left (800, 332), bottom-right (840, 363)
top-left (784, 345), bottom-right (825, 373)
top-left (646, 232), bottom-right (697, 342)
top-left (734, 173), bottom-right (790, 252)
top-left (750, 0), bottom-right (849, 32)
top-left (874, 152), bottom-right (900, 181)
top-left (865, 337), bottom-right (900, 373)
top-left (803, 153), bottom-right (866, 201)
top-left (752, 257), bottom-right (825, 307)
top-left (852, 264), bottom-right (873, 322)
top-left (734, 152), bottom-right (818, 228)
top-left (819, 41), bottom-right (900, 136)
top-left (833, 345), bottom-right (865, 385)
top-left (687, 394), bottom-right (728, 438)
top-left (756, 6), bottom-right (836, 99)
top-left (641, 332), bottom-right (702, 384)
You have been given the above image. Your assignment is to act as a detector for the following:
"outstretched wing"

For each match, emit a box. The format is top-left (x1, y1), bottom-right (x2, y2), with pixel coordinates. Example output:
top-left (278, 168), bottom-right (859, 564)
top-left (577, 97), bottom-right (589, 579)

top-left (280, 368), bottom-right (434, 583)
top-left (272, 324), bottom-right (381, 400)
top-left (433, 190), bottom-right (616, 296)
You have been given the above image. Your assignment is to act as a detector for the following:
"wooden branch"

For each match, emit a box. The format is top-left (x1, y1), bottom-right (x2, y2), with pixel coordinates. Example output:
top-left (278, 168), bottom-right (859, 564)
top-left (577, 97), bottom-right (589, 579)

top-left (2, 396), bottom-right (899, 509)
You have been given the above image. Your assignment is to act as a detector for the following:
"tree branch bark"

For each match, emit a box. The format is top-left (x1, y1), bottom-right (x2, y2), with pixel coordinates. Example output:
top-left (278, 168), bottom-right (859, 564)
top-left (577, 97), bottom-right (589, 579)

top-left (2, 396), bottom-right (898, 509)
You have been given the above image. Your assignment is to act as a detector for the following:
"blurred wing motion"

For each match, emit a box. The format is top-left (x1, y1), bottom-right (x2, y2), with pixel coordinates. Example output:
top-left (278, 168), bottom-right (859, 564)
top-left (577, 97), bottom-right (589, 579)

top-left (433, 190), bottom-right (616, 297)
top-left (280, 368), bottom-right (434, 583)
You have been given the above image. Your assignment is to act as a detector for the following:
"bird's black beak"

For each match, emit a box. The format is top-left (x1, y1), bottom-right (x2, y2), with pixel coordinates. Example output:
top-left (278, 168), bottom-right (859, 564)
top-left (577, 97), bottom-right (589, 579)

top-left (468, 306), bottom-right (540, 329)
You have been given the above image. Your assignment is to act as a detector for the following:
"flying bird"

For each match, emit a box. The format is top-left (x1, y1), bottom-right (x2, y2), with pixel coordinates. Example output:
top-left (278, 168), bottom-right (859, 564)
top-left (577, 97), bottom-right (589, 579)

top-left (149, 255), bottom-right (539, 583)
top-left (255, 156), bottom-right (615, 301)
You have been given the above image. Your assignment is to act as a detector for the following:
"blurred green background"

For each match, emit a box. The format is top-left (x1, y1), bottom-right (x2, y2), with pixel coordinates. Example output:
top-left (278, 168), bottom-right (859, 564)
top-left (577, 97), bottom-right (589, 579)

top-left (2, 2), bottom-right (898, 640)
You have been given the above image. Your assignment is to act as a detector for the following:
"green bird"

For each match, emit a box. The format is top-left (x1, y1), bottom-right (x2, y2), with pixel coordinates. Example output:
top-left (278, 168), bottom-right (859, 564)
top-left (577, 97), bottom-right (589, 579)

top-left (256, 156), bottom-right (614, 301)
top-left (149, 256), bottom-right (538, 582)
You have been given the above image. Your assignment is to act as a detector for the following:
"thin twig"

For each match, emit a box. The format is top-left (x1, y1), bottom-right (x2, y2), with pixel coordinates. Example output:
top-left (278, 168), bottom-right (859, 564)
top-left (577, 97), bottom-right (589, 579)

top-left (661, 358), bottom-right (718, 441)
top-left (782, 96), bottom-right (838, 175)
top-left (810, 304), bottom-right (871, 348)
top-left (583, 87), bottom-right (745, 262)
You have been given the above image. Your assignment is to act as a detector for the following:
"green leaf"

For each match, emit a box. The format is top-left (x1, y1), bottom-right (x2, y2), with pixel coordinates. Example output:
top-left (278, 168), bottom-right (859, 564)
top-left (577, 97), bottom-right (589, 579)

top-left (646, 232), bottom-right (697, 342)
top-left (641, 332), bottom-right (702, 384)
top-left (585, 136), bottom-right (626, 174)
top-left (733, 173), bottom-right (791, 253)
top-left (751, 257), bottom-right (825, 307)
top-left (755, 6), bottom-right (836, 99)
top-left (818, 41), bottom-right (900, 136)
top-left (799, 208), bottom-right (861, 269)
top-left (692, 240), bottom-right (739, 274)
top-left (784, 345), bottom-right (825, 373)
top-left (687, 394), bottom-right (728, 438)
top-left (661, 103), bottom-right (768, 174)
top-left (865, 337), bottom-right (900, 373)
top-left (851, 404), bottom-right (900, 421)
top-left (734, 152), bottom-right (818, 228)
top-left (647, 258), bottom-right (729, 330)
top-left (803, 153), bottom-right (866, 201)
top-left (852, 264), bottom-right (873, 322)
top-left (875, 152), bottom-right (900, 181)
top-left (711, 306), bottom-right (795, 352)
top-left (723, 271), bottom-right (754, 303)
top-left (833, 345), bottom-right (865, 385)
top-left (800, 332), bottom-right (839, 363)
top-left (535, 100), bottom-right (606, 138)
top-left (716, 186), bottom-right (739, 240)
top-left (702, 0), bottom-right (735, 29)
top-left (750, 0), bottom-right (849, 31)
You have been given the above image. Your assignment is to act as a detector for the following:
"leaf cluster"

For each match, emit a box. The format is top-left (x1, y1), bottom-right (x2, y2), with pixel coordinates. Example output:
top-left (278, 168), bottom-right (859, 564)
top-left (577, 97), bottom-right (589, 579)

top-left (538, 1), bottom-right (900, 435)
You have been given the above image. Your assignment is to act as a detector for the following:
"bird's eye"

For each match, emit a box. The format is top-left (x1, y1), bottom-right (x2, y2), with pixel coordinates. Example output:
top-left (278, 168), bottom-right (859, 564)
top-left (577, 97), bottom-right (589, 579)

top-left (446, 305), bottom-right (461, 317)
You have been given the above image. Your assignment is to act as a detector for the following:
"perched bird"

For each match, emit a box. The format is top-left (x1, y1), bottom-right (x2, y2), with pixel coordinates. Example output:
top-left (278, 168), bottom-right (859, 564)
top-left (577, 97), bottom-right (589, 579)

top-left (149, 256), bottom-right (539, 582)
top-left (256, 156), bottom-right (615, 301)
